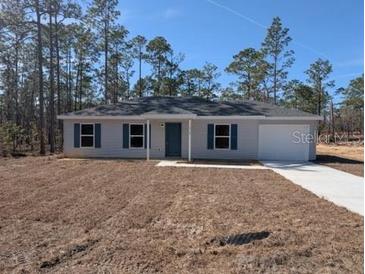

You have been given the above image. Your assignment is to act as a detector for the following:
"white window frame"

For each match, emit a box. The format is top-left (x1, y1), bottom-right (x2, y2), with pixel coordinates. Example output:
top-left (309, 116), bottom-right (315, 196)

top-left (214, 124), bottom-right (230, 150)
top-left (80, 123), bottom-right (95, 148)
top-left (129, 123), bottom-right (145, 149)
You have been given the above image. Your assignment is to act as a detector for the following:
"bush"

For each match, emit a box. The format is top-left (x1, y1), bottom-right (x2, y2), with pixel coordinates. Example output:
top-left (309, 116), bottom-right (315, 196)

top-left (0, 122), bottom-right (25, 156)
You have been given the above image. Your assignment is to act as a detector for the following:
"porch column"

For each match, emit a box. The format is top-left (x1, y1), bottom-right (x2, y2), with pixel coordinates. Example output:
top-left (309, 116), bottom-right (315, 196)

top-left (188, 119), bottom-right (192, 162)
top-left (147, 119), bottom-right (150, 161)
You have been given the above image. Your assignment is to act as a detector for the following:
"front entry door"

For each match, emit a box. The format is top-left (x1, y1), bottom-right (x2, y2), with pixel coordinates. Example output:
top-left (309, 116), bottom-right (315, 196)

top-left (165, 123), bottom-right (181, 157)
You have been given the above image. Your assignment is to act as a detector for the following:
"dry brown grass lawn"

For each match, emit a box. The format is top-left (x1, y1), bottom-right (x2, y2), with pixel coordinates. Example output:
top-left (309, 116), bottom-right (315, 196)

top-left (0, 156), bottom-right (363, 273)
top-left (316, 144), bottom-right (364, 176)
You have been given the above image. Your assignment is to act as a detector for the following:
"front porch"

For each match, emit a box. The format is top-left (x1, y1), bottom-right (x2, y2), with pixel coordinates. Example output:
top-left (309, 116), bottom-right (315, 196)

top-left (144, 118), bottom-right (193, 161)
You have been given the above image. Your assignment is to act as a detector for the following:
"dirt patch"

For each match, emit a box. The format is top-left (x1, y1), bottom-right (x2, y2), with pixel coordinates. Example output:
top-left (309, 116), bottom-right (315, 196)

top-left (0, 156), bottom-right (363, 273)
top-left (316, 144), bottom-right (364, 176)
top-left (209, 231), bottom-right (270, 246)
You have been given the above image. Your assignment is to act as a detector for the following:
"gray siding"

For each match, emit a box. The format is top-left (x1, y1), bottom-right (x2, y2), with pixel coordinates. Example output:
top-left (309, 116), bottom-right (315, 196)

top-left (190, 120), bottom-right (258, 160)
top-left (64, 119), bottom-right (189, 158)
top-left (63, 118), bottom-right (317, 160)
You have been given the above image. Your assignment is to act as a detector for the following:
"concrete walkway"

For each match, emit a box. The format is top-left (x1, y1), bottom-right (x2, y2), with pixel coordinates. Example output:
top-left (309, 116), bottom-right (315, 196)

top-left (157, 160), bottom-right (268, 170)
top-left (261, 161), bottom-right (364, 216)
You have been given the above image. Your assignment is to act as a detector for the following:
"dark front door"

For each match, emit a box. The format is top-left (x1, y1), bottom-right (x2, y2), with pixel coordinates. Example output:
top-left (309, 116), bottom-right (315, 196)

top-left (165, 123), bottom-right (181, 157)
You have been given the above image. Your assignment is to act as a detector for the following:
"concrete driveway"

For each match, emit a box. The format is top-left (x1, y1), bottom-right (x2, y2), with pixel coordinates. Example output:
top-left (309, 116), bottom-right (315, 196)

top-left (261, 161), bottom-right (364, 216)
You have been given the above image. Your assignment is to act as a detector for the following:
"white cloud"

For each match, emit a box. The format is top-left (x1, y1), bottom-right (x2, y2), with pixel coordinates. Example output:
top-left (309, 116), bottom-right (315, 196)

top-left (163, 8), bottom-right (182, 19)
top-left (336, 58), bottom-right (364, 68)
top-left (334, 72), bottom-right (363, 79)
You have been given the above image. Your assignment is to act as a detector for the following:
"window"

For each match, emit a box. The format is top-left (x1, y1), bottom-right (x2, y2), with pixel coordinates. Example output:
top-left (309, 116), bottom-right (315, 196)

top-left (215, 124), bottom-right (230, 149)
top-left (81, 124), bottom-right (94, 147)
top-left (130, 124), bottom-right (144, 148)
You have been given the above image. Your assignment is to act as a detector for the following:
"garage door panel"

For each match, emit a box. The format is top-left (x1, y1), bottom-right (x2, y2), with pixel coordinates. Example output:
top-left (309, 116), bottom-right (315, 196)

top-left (258, 124), bottom-right (310, 161)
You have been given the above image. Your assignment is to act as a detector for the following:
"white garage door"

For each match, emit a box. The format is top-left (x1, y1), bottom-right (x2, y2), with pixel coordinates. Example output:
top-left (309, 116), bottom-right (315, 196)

top-left (258, 124), bottom-right (310, 161)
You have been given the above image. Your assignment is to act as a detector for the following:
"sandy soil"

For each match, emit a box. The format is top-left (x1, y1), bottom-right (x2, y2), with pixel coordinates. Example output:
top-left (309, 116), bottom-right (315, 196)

top-left (0, 156), bottom-right (363, 273)
top-left (316, 144), bottom-right (364, 176)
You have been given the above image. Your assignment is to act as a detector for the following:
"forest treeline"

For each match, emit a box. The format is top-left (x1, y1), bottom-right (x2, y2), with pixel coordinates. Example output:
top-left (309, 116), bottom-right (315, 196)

top-left (0, 0), bottom-right (363, 155)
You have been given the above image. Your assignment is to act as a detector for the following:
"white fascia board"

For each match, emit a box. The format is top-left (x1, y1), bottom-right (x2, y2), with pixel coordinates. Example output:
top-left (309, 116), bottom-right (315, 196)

top-left (57, 115), bottom-right (145, 120)
top-left (141, 114), bottom-right (197, 119)
top-left (265, 116), bottom-right (323, 121)
top-left (57, 114), bottom-right (197, 120)
top-left (57, 114), bottom-right (322, 121)
top-left (196, 115), bottom-right (266, 120)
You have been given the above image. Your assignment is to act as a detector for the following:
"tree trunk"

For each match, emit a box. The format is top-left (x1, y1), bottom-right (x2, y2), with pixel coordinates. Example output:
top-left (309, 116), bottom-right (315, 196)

top-left (114, 55), bottom-right (118, 103)
top-left (48, 8), bottom-right (55, 153)
top-left (139, 47), bottom-right (142, 97)
top-left (247, 73), bottom-right (251, 99)
top-left (4, 56), bottom-right (12, 121)
top-left (126, 69), bottom-right (130, 98)
top-left (317, 79), bottom-right (323, 116)
top-left (35, 0), bottom-right (45, 155)
top-left (67, 47), bottom-right (73, 112)
top-left (104, 2), bottom-right (109, 103)
top-left (14, 38), bottom-right (20, 125)
top-left (55, 15), bottom-right (61, 121)
top-left (273, 56), bottom-right (277, 104)
top-left (79, 61), bottom-right (83, 110)
top-left (330, 99), bottom-right (335, 143)
top-left (157, 59), bottom-right (161, 95)
top-left (74, 63), bottom-right (80, 111)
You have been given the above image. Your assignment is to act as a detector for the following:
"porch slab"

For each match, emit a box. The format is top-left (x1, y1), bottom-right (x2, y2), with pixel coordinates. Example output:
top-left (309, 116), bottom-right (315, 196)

top-left (156, 160), bottom-right (268, 169)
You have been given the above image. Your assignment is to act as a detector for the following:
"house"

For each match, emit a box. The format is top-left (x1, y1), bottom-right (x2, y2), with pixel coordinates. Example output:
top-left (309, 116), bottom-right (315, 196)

top-left (57, 96), bottom-right (322, 161)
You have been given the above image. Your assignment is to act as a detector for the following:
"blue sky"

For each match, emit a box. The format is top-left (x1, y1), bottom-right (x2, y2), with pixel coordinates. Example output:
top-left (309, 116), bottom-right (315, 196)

top-left (112, 0), bottom-right (363, 100)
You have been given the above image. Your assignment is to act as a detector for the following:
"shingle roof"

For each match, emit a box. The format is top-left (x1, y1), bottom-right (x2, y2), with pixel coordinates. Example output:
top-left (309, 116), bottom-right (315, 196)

top-left (60, 96), bottom-right (320, 118)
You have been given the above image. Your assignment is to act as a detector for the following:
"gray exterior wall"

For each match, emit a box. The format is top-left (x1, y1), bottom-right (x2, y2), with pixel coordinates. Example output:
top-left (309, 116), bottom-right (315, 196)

top-left (63, 118), bottom-right (318, 160)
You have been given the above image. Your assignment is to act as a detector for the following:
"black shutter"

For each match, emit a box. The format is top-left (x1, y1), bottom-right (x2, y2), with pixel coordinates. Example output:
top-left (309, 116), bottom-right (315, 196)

top-left (123, 124), bottom-right (129, 148)
top-left (74, 123), bottom-right (80, 148)
top-left (231, 124), bottom-right (237, 150)
top-left (207, 124), bottom-right (214, 150)
top-left (95, 123), bottom-right (101, 148)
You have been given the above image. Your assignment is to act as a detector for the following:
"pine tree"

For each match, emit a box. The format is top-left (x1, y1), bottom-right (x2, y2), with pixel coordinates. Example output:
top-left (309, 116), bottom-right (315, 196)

top-left (226, 48), bottom-right (268, 100)
top-left (262, 17), bottom-right (294, 104)
top-left (87, 0), bottom-right (120, 103)
top-left (305, 58), bottom-right (334, 116)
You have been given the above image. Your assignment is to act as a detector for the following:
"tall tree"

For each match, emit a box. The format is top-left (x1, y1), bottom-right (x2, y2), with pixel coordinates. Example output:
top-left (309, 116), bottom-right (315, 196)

top-left (73, 23), bottom-right (97, 110)
top-left (145, 36), bottom-right (171, 95)
top-left (262, 17), bottom-right (294, 104)
top-left (282, 80), bottom-right (316, 113)
top-left (109, 25), bottom-right (128, 102)
top-left (131, 76), bottom-right (154, 97)
top-left (180, 69), bottom-right (201, 97)
top-left (337, 74), bottom-right (364, 135)
top-left (165, 51), bottom-right (184, 96)
top-left (0, 0), bottom-right (30, 124)
top-left (87, 0), bottom-right (120, 103)
top-left (53, 1), bottom-right (81, 124)
top-left (219, 84), bottom-right (243, 101)
top-left (119, 44), bottom-right (134, 99)
top-left (200, 63), bottom-right (220, 99)
top-left (305, 58), bottom-right (334, 116)
top-left (47, 0), bottom-right (56, 153)
top-left (34, 0), bottom-right (46, 155)
top-left (226, 48), bottom-right (268, 100)
top-left (131, 35), bottom-right (147, 97)
top-left (340, 74), bottom-right (364, 110)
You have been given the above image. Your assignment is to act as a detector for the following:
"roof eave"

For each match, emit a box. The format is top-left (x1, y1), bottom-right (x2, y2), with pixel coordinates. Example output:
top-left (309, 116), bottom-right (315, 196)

top-left (264, 116), bottom-right (323, 121)
top-left (57, 114), bottom-right (322, 120)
